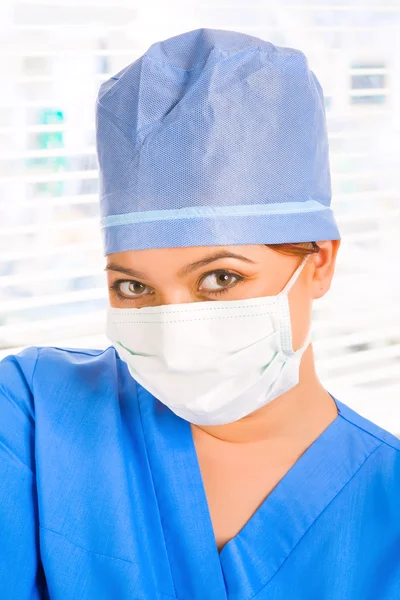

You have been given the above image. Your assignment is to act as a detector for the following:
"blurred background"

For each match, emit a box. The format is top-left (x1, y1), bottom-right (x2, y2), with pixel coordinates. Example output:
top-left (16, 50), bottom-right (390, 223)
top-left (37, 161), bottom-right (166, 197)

top-left (0, 0), bottom-right (399, 432)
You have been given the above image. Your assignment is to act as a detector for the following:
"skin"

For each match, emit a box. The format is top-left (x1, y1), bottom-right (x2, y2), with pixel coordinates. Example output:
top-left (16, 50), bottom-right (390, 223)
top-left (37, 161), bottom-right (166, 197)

top-left (106, 240), bottom-right (342, 549)
top-left (105, 240), bottom-right (341, 446)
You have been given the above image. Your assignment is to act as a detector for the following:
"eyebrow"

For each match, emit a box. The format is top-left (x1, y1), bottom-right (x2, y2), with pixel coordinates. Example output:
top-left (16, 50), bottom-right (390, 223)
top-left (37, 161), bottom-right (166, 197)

top-left (104, 250), bottom-right (257, 280)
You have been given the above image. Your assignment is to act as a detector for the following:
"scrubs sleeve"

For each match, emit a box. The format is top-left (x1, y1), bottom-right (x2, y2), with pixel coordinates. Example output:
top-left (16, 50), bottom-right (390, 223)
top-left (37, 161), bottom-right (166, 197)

top-left (0, 346), bottom-right (46, 599)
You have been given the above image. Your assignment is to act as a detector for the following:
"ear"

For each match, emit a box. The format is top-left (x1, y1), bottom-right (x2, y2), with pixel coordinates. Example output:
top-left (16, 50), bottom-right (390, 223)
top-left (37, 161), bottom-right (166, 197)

top-left (309, 240), bottom-right (341, 300)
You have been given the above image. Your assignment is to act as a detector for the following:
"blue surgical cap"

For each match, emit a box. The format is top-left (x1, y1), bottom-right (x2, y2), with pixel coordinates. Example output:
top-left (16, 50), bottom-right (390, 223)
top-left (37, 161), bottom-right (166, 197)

top-left (95, 28), bottom-right (340, 256)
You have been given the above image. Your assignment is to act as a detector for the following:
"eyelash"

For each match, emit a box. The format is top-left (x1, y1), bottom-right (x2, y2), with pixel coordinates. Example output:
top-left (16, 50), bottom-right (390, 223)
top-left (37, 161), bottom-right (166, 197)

top-left (108, 270), bottom-right (244, 302)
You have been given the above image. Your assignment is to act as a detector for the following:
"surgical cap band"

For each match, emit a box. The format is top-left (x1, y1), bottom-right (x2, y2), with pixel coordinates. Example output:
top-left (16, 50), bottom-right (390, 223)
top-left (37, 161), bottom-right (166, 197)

top-left (101, 204), bottom-right (338, 254)
top-left (100, 199), bottom-right (328, 228)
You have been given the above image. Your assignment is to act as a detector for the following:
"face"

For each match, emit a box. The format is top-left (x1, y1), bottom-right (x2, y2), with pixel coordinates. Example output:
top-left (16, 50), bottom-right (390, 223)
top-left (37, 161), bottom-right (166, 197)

top-left (105, 241), bottom-right (340, 352)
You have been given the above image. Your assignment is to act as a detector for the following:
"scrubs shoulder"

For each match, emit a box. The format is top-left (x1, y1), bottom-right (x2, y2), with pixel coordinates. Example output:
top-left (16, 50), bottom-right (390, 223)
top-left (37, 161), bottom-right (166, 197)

top-left (1, 345), bottom-right (400, 600)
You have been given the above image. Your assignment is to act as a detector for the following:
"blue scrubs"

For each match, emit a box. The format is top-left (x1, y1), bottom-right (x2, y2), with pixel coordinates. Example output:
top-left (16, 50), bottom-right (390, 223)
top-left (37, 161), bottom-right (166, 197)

top-left (1, 345), bottom-right (400, 599)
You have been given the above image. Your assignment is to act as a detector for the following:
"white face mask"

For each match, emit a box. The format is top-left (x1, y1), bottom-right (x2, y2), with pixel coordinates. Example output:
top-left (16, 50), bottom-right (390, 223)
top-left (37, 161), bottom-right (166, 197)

top-left (106, 256), bottom-right (311, 426)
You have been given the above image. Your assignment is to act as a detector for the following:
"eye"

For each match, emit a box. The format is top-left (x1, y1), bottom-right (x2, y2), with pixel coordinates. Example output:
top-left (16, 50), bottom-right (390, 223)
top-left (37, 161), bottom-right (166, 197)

top-left (198, 270), bottom-right (243, 295)
top-left (109, 279), bottom-right (153, 299)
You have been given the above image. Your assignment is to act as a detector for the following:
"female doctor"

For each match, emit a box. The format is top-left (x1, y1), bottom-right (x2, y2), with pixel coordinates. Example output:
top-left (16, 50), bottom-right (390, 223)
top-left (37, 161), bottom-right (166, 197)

top-left (1, 28), bottom-right (400, 600)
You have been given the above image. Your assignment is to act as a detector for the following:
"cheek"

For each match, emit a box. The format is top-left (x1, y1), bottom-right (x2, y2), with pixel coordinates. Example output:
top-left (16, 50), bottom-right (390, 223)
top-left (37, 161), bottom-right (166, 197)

top-left (288, 291), bottom-right (312, 351)
top-left (233, 276), bottom-right (285, 301)
top-left (108, 293), bottom-right (120, 308)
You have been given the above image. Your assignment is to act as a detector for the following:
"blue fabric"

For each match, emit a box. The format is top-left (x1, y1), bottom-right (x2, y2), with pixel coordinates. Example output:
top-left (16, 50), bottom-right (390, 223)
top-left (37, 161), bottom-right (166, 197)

top-left (95, 28), bottom-right (340, 256)
top-left (1, 345), bottom-right (400, 599)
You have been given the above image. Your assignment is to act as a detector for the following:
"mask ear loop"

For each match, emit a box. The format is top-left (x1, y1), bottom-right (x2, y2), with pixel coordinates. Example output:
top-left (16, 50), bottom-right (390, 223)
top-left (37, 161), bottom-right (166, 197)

top-left (279, 254), bottom-right (310, 297)
top-left (277, 255), bottom-right (310, 355)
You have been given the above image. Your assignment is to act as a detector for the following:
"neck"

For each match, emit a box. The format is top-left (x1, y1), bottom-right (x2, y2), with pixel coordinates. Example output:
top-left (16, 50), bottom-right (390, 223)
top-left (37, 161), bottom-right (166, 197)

top-left (190, 345), bottom-right (339, 445)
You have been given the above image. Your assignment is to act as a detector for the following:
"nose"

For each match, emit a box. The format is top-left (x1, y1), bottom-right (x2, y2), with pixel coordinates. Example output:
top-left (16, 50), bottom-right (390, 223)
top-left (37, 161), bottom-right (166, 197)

top-left (158, 287), bottom-right (198, 306)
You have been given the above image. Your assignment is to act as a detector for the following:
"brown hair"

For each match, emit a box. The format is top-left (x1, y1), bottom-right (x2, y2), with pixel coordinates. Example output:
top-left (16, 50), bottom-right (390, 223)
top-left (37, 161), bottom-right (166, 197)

top-left (266, 241), bottom-right (320, 257)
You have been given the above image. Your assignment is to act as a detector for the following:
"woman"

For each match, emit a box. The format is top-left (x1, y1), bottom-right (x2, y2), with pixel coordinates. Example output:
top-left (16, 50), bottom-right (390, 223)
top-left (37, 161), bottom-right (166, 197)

top-left (1, 28), bottom-right (400, 600)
